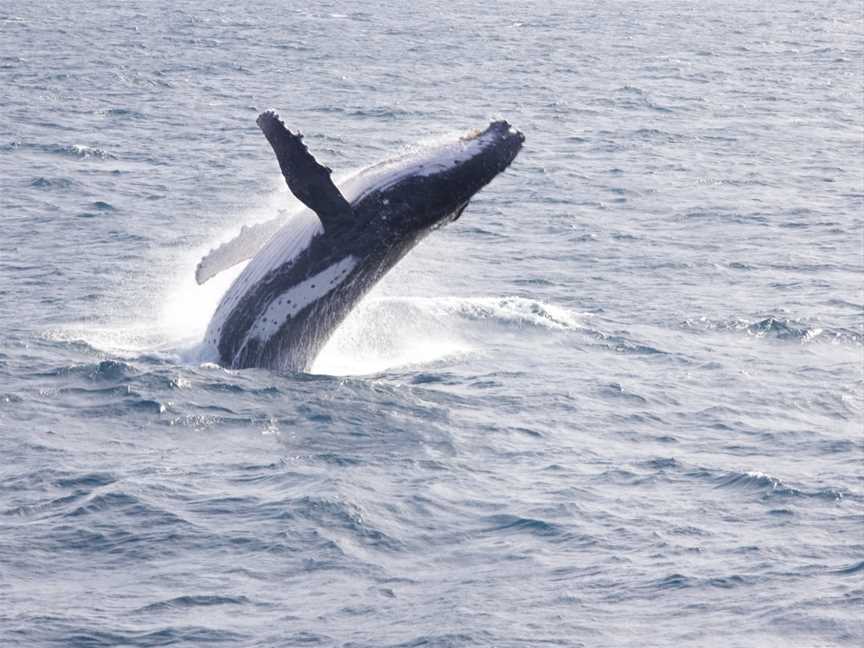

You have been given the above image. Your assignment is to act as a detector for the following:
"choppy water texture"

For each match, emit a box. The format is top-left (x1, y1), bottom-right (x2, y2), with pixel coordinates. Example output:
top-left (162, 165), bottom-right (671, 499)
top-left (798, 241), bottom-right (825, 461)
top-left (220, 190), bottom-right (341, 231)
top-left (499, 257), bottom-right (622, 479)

top-left (1, 1), bottom-right (863, 646)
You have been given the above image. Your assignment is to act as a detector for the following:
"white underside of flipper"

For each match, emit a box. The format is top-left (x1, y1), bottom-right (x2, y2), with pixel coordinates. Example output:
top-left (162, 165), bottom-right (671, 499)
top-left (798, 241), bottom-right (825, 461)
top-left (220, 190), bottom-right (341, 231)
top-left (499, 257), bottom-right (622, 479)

top-left (195, 214), bottom-right (289, 285)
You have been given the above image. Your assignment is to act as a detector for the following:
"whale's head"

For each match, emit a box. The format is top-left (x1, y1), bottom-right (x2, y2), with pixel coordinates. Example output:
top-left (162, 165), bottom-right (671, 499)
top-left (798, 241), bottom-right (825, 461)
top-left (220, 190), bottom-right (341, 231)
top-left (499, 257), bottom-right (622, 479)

top-left (351, 120), bottom-right (525, 238)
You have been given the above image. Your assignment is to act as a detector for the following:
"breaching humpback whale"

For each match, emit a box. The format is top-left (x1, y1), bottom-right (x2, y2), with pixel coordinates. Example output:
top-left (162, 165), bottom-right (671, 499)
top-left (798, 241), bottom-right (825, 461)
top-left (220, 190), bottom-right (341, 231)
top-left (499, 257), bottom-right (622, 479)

top-left (200, 110), bottom-right (524, 372)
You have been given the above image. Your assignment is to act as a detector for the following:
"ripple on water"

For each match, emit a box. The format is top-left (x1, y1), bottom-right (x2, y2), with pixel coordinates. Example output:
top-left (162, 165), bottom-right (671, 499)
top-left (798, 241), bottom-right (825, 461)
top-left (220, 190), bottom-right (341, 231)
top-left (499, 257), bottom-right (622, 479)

top-left (135, 595), bottom-right (254, 614)
top-left (693, 468), bottom-right (847, 502)
top-left (1, 2), bottom-right (862, 646)
top-left (679, 315), bottom-right (862, 345)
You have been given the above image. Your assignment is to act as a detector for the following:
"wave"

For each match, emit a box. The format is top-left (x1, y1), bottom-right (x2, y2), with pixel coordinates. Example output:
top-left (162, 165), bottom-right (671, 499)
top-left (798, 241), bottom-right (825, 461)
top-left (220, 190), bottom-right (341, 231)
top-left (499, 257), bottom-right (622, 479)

top-left (834, 560), bottom-right (864, 576)
top-left (136, 595), bottom-right (252, 613)
top-left (478, 513), bottom-right (564, 538)
top-left (29, 176), bottom-right (79, 189)
top-left (680, 314), bottom-right (862, 345)
top-left (102, 108), bottom-right (146, 120)
top-left (6, 142), bottom-right (117, 159)
top-left (11, 623), bottom-right (247, 647)
top-left (631, 458), bottom-right (850, 503)
top-left (32, 359), bottom-right (138, 381)
top-left (646, 573), bottom-right (753, 593)
top-left (687, 468), bottom-right (847, 502)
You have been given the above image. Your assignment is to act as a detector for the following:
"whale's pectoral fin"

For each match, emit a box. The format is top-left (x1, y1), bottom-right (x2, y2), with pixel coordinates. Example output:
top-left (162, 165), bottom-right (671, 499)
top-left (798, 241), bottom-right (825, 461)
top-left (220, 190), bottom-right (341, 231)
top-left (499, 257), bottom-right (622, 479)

top-left (195, 213), bottom-right (288, 285)
top-left (257, 110), bottom-right (353, 231)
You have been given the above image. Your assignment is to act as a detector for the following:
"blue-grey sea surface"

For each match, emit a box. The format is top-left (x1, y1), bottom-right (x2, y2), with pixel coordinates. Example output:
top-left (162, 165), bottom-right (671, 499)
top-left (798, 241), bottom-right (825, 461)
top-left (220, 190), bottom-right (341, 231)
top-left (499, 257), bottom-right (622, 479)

top-left (1, 1), bottom-right (862, 646)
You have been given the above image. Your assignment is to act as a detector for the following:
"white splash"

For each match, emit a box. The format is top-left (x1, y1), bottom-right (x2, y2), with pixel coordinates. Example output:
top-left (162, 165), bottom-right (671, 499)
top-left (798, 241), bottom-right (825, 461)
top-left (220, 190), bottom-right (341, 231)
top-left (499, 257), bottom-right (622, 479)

top-left (312, 296), bottom-right (471, 376)
top-left (312, 295), bottom-right (583, 376)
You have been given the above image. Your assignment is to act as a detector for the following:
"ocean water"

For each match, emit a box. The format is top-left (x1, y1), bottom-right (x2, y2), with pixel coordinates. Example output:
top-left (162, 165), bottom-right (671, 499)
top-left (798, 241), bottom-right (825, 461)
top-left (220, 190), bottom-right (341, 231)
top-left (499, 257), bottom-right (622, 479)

top-left (1, 0), bottom-right (862, 646)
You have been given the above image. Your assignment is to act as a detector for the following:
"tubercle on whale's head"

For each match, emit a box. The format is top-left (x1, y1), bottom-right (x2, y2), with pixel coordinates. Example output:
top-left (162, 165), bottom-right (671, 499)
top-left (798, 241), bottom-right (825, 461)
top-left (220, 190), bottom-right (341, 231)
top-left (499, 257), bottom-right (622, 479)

top-left (451, 120), bottom-right (525, 185)
top-left (461, 120), bottom-right (525, 148)
top-left (363, 120), bottom-right (525, 236)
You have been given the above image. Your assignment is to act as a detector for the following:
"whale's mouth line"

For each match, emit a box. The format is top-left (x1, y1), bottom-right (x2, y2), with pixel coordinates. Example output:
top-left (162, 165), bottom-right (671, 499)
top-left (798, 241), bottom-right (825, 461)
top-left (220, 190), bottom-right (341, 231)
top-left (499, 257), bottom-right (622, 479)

top-left (451, 200), bottom-right (470, 222)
